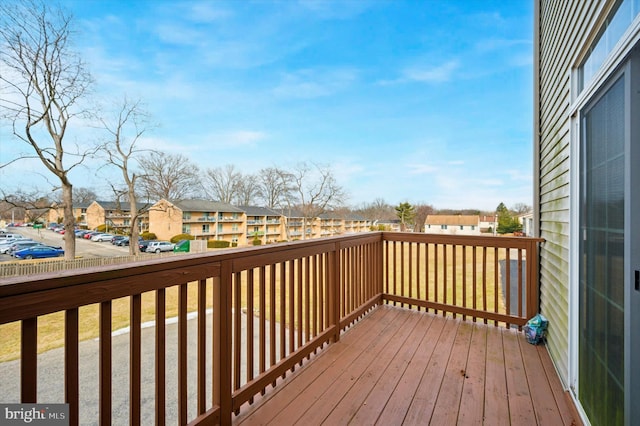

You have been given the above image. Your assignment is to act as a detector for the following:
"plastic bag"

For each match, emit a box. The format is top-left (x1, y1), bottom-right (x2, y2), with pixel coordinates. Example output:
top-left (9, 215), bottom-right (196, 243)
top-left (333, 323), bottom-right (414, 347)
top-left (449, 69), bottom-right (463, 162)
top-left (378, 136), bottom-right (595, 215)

top-left (523, 313), bottom-right (548, 345)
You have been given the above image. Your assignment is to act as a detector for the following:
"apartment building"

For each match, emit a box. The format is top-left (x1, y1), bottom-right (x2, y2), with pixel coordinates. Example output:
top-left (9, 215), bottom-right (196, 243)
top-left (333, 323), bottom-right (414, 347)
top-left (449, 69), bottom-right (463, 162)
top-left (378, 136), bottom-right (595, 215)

top-left (85, 200), bottom-right (149, 233)
top-left (47, 202), bottom-right (92, 228)
top-left (239, 206), bottom-right (285, 245)
top-left (149, 199), bottom-right (246, 243)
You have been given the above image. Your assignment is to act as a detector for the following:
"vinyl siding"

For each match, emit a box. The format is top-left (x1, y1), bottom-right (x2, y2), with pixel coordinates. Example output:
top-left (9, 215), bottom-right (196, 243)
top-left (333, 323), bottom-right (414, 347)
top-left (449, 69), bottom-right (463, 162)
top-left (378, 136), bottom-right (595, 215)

top-left (536, 0), bottom-right (611, 386)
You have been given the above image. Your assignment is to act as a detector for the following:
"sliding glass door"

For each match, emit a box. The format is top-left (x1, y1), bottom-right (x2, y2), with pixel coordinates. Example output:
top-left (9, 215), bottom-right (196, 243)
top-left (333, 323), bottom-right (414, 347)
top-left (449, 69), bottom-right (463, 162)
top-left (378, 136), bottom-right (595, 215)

top-left (579, 72), bottom-right (625, 426)
top-left (579, 47), bottom-right (639, 426)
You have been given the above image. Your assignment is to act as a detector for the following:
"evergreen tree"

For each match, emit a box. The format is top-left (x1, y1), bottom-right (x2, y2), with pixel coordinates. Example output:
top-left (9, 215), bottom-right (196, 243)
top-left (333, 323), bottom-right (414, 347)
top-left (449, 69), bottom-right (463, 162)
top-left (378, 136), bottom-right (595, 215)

top-left (395, 202), bottom-right (415, 231)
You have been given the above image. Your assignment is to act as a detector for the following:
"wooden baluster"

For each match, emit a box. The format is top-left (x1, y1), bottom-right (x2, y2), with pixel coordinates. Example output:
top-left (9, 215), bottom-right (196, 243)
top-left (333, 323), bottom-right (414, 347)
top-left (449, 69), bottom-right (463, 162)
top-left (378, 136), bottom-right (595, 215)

top-left (155, 289), bottom-right (166, 425)
top-left (100, 301), bottom-right (112, 425)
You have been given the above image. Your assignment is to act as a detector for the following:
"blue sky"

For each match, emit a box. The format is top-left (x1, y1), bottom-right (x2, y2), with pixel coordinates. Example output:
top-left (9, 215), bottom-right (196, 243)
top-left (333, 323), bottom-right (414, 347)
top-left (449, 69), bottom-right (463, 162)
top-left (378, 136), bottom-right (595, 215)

top-left (0, 0), bottom-right (534, 211)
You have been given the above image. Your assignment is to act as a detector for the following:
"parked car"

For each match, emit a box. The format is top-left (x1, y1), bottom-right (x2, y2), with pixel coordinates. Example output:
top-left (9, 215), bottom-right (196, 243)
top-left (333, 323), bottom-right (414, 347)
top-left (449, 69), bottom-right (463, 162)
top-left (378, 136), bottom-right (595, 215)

top-left (138, 240), bottom-right (156, 251)
top-left (145, 241), bottom-right (175, 253)
top-left (91, 233), bottom-right (114, 242)
top-left (118, 236), bottom-right (142, 247)
top-left (83, 231), bottom-right (101, 239)
top-left (0, 239), bottom-right (24, 254)
top-left (7, 241), bottom-right (41, 256)
top-left (110, 235), bottom-right (127, 245)
top-left (0, 233), bottom-right (25, 241)
top-left (14, 245), bottom-right (64, 260)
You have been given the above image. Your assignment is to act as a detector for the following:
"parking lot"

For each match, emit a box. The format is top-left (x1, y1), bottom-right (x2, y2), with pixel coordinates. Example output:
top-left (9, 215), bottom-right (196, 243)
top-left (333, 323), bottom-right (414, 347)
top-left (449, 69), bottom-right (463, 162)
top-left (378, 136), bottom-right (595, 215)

top-left (1, 226), bottom-right (136, 261)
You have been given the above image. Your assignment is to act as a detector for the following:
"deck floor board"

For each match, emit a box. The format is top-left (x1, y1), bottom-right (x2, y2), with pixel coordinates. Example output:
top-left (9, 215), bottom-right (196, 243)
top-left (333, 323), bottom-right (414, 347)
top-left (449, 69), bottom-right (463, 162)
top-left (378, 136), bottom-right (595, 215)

top-left (234, 305), bottom-right (582, 426)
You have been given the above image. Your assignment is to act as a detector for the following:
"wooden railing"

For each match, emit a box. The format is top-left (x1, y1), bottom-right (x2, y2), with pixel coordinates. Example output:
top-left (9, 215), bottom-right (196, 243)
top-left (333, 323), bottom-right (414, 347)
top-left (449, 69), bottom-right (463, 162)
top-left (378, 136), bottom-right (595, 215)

top-left (382, 232), bottom-right (543, 327)
top-left (0, 232), bottom-right (541, 425)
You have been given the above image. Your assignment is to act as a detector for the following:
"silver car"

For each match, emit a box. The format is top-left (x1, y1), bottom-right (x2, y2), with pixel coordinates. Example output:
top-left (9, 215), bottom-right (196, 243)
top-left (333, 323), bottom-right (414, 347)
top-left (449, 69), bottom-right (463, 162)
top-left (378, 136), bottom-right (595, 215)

top-left (145, 241), bottom-right (175, 253)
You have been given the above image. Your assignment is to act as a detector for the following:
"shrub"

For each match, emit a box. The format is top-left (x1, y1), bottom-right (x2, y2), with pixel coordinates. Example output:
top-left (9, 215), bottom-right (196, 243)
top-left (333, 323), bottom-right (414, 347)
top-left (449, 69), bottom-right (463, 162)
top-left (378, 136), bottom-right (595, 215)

top-left (252, 236), bottom-right (262, 246)
top-left (140, 232), bottom-right (157, 240)
top-left (170, 233), bottom-right (195, 244)
top-left (208, 240), bottom-right (230, 249)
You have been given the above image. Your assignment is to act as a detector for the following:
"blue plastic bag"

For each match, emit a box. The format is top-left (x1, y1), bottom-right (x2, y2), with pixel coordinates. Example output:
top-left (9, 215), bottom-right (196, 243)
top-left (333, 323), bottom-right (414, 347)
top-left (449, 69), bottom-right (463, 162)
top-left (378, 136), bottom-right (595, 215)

top-left (523, 313), bottom-right (548, 345)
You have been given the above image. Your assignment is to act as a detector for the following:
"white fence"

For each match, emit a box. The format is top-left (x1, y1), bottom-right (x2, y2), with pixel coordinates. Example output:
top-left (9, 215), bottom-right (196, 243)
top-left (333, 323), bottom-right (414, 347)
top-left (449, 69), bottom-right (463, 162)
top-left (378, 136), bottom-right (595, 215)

top-left (0, 253), bottom-right (179, 278)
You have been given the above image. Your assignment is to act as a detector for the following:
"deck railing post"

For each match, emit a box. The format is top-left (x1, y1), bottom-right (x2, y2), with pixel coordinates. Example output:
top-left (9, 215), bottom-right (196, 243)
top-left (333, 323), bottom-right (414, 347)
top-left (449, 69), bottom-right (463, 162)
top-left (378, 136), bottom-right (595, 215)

top-left (329, 243), bottom-right (340, 342)
top-left (377, 236), bottom-right (384, 301)
top-left (216, 261), bottom-right (233, 424)
top-left (526, 240), bottom-right (540, 319)
top-left (21, 317), bottom-right (37, 403)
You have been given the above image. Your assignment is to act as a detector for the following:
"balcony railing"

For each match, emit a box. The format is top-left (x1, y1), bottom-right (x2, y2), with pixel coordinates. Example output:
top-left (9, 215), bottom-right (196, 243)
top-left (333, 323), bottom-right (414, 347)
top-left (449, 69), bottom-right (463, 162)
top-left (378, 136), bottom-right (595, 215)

top-left (0, 232), bottom-right (543, 425)
top-left (197, 217), bottom-right (216, 222)
top-left (219, 217), bottom-right (242, 222)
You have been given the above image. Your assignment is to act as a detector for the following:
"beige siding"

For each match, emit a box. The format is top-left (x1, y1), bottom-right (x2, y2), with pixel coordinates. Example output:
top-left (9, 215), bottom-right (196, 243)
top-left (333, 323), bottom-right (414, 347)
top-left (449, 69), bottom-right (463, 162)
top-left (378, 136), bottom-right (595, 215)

top-left (148, 200), bottom-right (184, 241)
top-left (86, 202), bottom-right (106, 230)
top-left (536, 0), bottom-right (612, 385)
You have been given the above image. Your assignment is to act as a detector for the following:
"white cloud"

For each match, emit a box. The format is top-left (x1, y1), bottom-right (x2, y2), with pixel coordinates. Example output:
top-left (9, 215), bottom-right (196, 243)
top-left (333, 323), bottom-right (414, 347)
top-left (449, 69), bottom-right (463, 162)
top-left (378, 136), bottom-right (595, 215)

top-left (506, 168), bottom-right (532, 182)
top-left (403, 60), bottom-right (460, 83)
top-left (378, 60), bottom-right (460, 86)
top-left (226, 130), bottom-right (267, 146)
top-left (134, 136), bottom-right (192, 153)
top-left (474, 38), bottom-right (530, 53)
top-left (407, 164), bottom-right (437, 175)
top-left (297, 0), bottom-right (371, 20)
top-left (153, 23), bottom-right (207, 46)
top-left (272, 68), bottom-right (358, 99)
top-left (194, 130), bottom-right (268, 150)
top-left (184, 3), bottom-right (232, 23)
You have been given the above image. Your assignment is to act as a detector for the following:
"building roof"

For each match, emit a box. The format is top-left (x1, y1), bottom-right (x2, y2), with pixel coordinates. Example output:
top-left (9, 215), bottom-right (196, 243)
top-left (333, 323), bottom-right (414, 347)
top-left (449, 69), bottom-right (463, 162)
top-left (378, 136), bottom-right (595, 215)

top-left (425, 215), bottom-right (480, 226)
top-left (480, 215), bottom-right (497, 223)
top-left (93, 200), bottom-right (133, 211)
top-left (92, 200), bottom-right (152, 212)
top-left (239, 206), bottom-right (282, 216)
top-left (169, 199), bottom-right (244, 213)
top-left (278, 208), bottom-right (306, 218)
top-left (318, 211), bottom-right (368, 221)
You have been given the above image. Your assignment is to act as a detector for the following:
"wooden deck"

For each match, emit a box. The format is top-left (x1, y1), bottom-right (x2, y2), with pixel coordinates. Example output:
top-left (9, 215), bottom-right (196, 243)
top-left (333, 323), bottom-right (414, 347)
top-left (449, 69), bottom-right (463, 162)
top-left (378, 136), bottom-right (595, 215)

top-left (234, 305), bottom-right (582, 425)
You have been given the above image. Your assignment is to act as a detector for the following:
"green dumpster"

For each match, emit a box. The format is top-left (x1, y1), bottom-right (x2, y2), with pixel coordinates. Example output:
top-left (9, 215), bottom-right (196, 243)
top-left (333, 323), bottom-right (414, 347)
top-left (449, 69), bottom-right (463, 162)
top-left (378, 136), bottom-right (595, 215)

top-left (173, 239), bottom-right (190, 253)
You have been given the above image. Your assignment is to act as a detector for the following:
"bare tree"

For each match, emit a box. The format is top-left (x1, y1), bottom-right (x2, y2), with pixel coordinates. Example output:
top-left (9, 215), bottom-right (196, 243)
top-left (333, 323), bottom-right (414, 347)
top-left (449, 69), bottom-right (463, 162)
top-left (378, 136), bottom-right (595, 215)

top-left (257, 167), bottom-right (293, 208)
top-left (1, 189), bottom-right (52, 222)
top-left (0, 0), bottom-right (93, 259)
top-left (138, 151), bottom-right (201, 201)
top-left (287, 162), bottom-right (346, 240)
top-left (511, 202), bottom-right (532, 215)
top-left (99, 98), bottom-right (153, 254)
top-left (204, 164), bottom-right (242, 204)
top-left (72, 187), bottom-right (96, 205)
top-left (234, 173), bottom-right (260, 206)
top-left (413, 203), bottom-right (435, 232)
top-left (53, 186), bottom-right (96, 205)
top-left (354, 198), bottom-right (395, 221)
